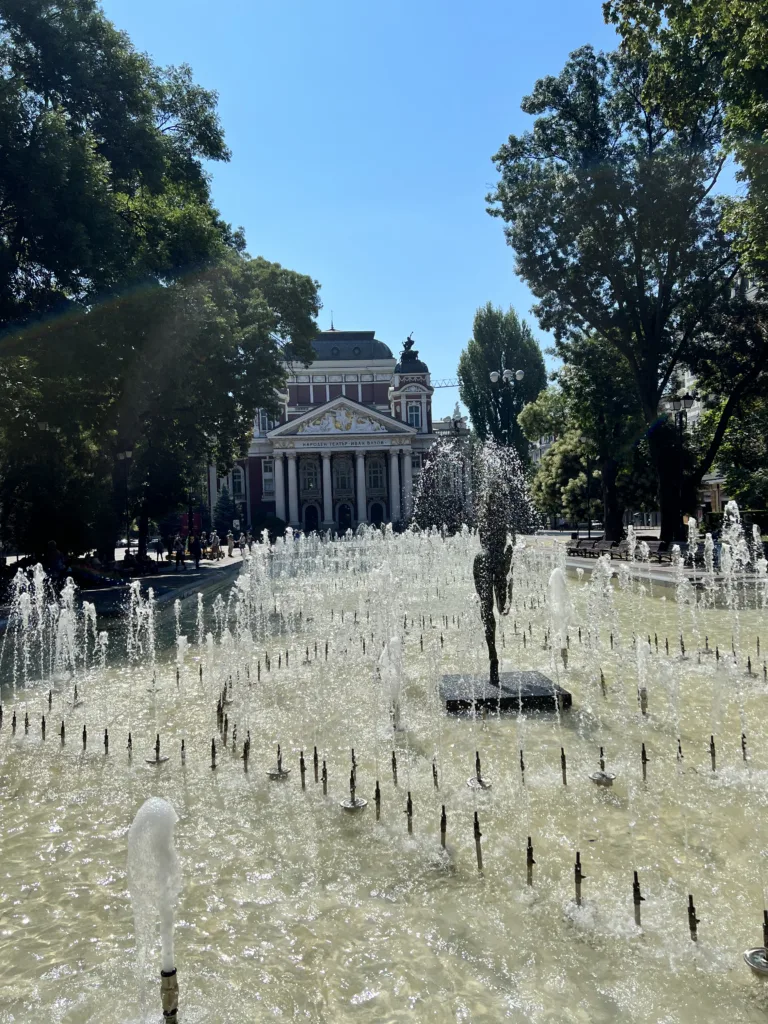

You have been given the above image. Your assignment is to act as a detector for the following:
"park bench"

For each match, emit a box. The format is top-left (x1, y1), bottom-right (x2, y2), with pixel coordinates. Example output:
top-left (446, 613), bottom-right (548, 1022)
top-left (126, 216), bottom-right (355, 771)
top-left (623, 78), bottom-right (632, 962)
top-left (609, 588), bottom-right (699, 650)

top-left (592, 538), bottom-right (615, 557)
top-left (611, 539), bottom-right (630, 559)
top-left (566, 538), bottom-right (597, 557)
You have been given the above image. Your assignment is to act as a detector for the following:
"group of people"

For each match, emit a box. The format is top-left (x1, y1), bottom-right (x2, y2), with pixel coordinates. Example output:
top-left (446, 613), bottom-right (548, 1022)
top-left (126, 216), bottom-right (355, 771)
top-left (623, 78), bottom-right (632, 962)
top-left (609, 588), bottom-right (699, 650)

top-left (162, 529), bottom-right (253, 571)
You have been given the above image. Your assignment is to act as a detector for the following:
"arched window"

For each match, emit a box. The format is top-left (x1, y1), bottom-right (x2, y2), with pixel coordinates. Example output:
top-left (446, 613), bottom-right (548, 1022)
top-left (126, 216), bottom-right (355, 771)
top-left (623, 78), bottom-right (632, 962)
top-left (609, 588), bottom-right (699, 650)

top-left (232, 466), bottom-right (245, 497)
top-left (367, 457), bottom-right (385, 491)
top-left (407, 402), bottom-right (422, 429)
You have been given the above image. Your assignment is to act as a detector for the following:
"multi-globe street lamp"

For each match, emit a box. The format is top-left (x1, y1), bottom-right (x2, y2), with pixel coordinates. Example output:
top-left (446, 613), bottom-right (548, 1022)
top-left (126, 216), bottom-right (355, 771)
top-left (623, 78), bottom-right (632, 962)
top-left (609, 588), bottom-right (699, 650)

top-left (488, 367), bottom-right (525, 445)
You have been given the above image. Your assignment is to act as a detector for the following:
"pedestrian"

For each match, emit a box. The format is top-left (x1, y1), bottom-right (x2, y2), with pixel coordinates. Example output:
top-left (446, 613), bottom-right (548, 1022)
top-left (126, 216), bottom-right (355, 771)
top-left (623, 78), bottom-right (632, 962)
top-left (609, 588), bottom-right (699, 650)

top-left (173, 534), bottom-right (186, 572)
top-left (238, 532), bottom-right (246, 556)
top-left (246, 530), bottom-right (253, 551)
top-left (200, 531), bottom-right (208, 559)
top-left (227, 531), bottom-right (235, 558)
top-left (189, 534), bottom-right (202, 570)
top-left (210, 531), bottom-right (220, 560)
top-left (155, 536), bottom-right (164, 562)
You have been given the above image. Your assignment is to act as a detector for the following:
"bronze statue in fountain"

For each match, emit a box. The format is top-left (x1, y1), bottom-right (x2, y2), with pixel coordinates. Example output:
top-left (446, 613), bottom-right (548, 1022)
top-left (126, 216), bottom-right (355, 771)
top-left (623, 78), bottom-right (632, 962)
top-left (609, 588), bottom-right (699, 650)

top-left (473, 488), bottom-right (514, 687)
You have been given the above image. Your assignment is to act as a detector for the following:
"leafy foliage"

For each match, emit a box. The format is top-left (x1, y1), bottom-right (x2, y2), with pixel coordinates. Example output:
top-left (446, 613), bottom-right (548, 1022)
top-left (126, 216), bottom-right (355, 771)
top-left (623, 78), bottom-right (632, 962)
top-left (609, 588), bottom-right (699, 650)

top-left (0, 2), bottom-right (321, 557)
top-left (604, 0), bottom-right (768, 272)
top-left (487, 44), bottom-right (745, 538)
top-left (457, 303), bottom-right (546, 462)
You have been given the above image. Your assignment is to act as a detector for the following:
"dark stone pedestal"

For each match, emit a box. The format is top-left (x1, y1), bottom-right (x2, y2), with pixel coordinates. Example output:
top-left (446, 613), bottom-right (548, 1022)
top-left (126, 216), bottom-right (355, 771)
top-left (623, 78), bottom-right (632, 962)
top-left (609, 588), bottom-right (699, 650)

top-left (440, 671), bottom-right (571, 713)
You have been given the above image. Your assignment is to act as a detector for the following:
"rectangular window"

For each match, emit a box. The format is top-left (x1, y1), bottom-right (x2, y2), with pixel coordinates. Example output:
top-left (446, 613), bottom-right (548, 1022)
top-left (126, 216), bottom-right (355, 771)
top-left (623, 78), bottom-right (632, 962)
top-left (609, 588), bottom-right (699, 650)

top-left (232, 468), bottom-right (244, 497)
top-left (259, 410), bottom-right (277, 433)
top-left (367, 459), bottom-right (385, 490)
top-left (407, 403), bottom-right (422, 429)
top-left (300, 459), bottom-right (320, 492)
top-left (262, 458), bottom-right (275, 496)
top-left (411, 453), bottom-right (422, 476)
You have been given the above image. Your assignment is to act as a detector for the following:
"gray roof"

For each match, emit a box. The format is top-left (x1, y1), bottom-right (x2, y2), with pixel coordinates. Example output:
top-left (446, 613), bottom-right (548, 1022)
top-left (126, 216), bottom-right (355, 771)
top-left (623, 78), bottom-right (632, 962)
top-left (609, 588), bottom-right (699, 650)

top-left (311, 331), bottom-right (394, 361)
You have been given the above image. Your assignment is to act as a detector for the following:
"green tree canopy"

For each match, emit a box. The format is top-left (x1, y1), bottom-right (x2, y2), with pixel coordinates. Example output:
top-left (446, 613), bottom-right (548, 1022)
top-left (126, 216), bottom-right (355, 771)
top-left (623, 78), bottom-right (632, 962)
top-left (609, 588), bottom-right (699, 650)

top-left (487, 44), bottom-right (746, 540)
top-left (457, 303), bottom-right (547, 463)
top-left (604, 0), bottom-right (768, 274)
top-left (0, 1), bottom-right (321, 558)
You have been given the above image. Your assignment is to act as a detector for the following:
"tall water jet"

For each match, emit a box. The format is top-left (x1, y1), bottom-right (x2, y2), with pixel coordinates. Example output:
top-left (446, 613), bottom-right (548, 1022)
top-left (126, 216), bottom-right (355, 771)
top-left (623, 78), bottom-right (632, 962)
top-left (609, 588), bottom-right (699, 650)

top-left (548, 566), bottom-right (572, 668)
top-left (379, 635), bottom-right (404, 731)
top-left (127, 797), bottom-right (181, 1020)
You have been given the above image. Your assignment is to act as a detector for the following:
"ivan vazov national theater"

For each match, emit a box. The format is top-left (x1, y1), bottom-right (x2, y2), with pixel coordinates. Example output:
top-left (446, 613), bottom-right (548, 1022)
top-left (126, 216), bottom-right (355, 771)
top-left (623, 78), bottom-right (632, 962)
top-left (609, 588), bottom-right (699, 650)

top-left (208, 330), bottom-right (451, 532)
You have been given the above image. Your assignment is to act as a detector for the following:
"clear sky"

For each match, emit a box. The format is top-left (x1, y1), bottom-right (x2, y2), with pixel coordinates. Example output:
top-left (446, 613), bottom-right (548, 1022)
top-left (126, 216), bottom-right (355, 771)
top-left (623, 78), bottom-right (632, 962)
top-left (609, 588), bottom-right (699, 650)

top-left (101, 0), bottom-right (621, 419)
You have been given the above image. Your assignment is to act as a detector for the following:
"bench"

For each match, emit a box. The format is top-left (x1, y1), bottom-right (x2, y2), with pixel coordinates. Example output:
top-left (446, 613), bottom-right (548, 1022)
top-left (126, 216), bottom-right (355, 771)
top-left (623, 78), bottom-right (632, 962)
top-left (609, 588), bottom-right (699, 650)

top-left (566, 538), bottom-right (597, 557)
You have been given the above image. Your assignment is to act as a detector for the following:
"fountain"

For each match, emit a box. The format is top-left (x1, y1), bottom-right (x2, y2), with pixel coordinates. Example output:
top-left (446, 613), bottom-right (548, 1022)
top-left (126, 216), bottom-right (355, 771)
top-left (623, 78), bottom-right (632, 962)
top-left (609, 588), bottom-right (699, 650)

top-left (0, 494), bottom-right (767, 1021)
top-left (127, 797), bottom-right (181, 1020)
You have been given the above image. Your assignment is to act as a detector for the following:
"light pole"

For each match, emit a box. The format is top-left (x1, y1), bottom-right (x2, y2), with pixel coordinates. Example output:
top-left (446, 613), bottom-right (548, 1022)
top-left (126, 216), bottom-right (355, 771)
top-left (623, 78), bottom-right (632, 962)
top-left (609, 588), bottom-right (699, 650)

top-left (671, 392), bottom-right (695, 437)
top-left (116, 448), bottom-right (133, 553)
top-left (579, 435), bottom-right (594, 539)
top-left (488, 367), bottom-right (525, 445)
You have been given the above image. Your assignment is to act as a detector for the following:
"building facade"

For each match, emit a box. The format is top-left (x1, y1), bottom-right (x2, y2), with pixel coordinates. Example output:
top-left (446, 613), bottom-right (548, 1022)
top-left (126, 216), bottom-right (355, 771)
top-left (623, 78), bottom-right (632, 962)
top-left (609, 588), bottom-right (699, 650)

top-left (208, 331), bottom-right (441, 532)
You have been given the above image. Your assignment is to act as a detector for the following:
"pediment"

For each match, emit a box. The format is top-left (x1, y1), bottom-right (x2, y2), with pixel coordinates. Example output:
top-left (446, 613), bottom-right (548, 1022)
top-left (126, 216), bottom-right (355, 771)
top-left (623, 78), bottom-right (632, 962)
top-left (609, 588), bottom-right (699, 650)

top-left (268, 397), bottom-right (416, 438)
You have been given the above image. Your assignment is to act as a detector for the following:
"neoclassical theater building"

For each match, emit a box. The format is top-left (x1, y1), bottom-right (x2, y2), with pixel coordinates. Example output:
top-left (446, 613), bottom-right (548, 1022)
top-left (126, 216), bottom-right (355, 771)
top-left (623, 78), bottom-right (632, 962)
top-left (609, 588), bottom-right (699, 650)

top-left (208, 331), bottom-right (455, 532)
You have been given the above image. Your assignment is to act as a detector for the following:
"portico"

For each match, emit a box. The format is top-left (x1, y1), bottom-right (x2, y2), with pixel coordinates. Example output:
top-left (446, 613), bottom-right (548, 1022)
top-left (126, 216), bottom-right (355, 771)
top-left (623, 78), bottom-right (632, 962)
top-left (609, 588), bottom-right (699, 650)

top-left (268, 397), bottom-right (417, 529)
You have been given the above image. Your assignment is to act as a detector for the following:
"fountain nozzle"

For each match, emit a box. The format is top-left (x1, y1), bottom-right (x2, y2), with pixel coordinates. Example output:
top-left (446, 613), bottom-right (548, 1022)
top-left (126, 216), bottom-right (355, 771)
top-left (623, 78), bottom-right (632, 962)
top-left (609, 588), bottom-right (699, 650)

top-left (688, 895), bottom-right (699, 942)
top-left (160, 966), bottom-right (179, 1019)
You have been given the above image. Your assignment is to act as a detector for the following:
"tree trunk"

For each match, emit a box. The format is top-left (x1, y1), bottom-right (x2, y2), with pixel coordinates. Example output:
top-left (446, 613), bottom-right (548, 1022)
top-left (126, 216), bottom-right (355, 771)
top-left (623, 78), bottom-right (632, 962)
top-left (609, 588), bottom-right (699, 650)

top-left (647, 422), bottom-right (684, 543)
top-left (601, 458), bottom-right (625, 542)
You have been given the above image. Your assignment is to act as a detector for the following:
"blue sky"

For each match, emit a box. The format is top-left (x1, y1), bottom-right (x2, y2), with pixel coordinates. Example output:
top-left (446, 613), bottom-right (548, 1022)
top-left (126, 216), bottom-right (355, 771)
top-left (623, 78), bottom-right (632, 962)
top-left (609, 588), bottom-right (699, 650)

top-left (101, 0), bottom-right (621, 419)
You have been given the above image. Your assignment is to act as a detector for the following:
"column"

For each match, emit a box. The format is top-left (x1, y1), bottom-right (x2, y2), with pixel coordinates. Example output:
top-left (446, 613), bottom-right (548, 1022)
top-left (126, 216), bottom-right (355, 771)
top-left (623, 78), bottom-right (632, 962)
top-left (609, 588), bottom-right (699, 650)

top-left (420, 394), bottom-right (427, 433)
top-left (287, 452), bottom-right (299, 526)
top-left (402, 448), bottom-right (413, 519)
top-left (321, 451), bottom-right (333, 526)
top-left (355, 451), bottom-right (367, 525)
top-left (274, 453), bottom-right (286, 522)
top-left (389, 448), bottom-right (401, 523)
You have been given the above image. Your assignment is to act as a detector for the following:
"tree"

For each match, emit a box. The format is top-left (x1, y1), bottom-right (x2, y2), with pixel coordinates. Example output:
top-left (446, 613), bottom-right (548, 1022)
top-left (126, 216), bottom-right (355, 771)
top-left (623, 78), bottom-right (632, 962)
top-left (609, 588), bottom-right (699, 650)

top-left (487, 45), bottom-right (745, 541)
top-left (0, 2), bottom-right (322, 558)
top-left (696, 396), bottom-right (768, 511)
top-left (519, 334), bottom-right (655, 539)
top-left (213, 486), bottom-right (236, 537)
top-left (604, 0), bottom-right (768, 274)
top-left (0, 0), bottom-right (234, 329)
top-left (517, 386), bottom-right (568, 444)
top-left (457, 303), bottom-right (547, 463)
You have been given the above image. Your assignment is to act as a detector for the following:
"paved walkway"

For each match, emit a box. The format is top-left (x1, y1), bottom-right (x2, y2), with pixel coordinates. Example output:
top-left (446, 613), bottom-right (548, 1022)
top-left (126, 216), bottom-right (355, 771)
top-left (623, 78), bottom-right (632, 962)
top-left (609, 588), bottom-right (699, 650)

top-left (80, 551), bottom-right (245, 615)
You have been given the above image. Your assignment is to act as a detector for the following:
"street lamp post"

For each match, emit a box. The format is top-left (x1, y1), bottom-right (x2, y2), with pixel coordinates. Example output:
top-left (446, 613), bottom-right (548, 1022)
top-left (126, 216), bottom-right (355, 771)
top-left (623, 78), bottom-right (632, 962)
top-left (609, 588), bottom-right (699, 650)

top-left (116, 448), bottom-right (133, 553)
top-left (488, 367), bottom-right (525, 445)
top-left (671, 393), bottom-right (695, 437)
top-left (579, 436), bottom-right (594, 539)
